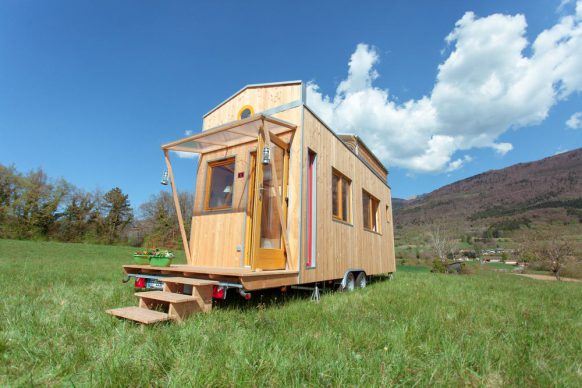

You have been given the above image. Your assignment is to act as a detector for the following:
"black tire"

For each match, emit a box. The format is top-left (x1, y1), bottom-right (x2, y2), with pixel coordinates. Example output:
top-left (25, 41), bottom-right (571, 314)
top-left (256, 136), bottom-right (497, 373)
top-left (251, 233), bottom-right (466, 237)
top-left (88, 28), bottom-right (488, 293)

top-left (355, 272), bottom-right (367, 288)
top-left (340, 272), bottom-right (355, 292)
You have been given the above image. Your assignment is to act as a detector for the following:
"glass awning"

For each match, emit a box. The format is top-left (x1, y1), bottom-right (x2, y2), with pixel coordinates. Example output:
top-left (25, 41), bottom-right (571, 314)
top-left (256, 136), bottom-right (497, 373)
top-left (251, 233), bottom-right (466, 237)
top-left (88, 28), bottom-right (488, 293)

top-left (162, 114), bottom-right (297, 154)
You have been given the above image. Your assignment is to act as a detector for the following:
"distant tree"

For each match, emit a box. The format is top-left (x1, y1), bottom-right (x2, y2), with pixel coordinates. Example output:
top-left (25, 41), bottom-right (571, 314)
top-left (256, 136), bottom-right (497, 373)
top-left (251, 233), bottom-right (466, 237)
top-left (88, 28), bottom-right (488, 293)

top-left (11, 169), bottom-right (69, 239)
top-left (0, 165), bottom-right (20, 236)
top-left (84, 188), bottom-right (106, 242)
top-left (533, 236), bottom-right (575, 281)
top-left (58, 189), bottom-right (94, 241)
top-left (102, 187), bottom-right (133, 244)
top-left (426, 221), bottom-right (456, 262)
top-left (518, 230), bottom-right (576, 281)
top-left (139, 191), bottom-right (194, 248)
top-left (139, 191), bottom-right (174, 247)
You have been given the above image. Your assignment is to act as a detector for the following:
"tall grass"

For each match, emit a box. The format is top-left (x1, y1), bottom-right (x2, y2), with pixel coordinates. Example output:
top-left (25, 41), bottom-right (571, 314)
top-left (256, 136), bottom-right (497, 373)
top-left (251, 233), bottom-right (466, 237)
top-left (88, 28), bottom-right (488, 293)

top-left (0, 239), bottom-right (581, 386)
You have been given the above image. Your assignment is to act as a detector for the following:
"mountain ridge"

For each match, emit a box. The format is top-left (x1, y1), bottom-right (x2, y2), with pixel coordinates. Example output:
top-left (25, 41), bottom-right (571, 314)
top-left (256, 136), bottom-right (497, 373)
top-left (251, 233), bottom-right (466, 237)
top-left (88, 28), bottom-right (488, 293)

top-left (393, 148), bottom-right (582, 229)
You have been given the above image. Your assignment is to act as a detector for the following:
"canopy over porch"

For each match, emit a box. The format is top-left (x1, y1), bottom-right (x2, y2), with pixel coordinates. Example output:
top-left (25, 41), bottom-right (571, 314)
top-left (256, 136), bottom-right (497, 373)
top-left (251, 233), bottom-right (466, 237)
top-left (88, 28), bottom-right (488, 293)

top-left (160, 114), bottom-right (297, 267)
top-left (162, 114), bottom-right (297, 155)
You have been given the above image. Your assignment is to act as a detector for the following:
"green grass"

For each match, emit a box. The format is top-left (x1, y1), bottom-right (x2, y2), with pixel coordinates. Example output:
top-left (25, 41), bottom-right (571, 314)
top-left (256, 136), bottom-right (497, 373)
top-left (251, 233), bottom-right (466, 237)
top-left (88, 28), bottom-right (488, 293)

top-left (396, 264), bottom-right (431, 273)
top-left (1, 239), bottom-right (582, 386)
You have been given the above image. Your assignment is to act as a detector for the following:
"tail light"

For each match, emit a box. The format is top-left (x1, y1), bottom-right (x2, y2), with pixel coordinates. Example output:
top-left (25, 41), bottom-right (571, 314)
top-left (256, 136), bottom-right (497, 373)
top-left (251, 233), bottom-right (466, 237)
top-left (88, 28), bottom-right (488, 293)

top-left (135, 277), bottom-right (146, 288)
top-left (212, 285), bottom-right (226, 299)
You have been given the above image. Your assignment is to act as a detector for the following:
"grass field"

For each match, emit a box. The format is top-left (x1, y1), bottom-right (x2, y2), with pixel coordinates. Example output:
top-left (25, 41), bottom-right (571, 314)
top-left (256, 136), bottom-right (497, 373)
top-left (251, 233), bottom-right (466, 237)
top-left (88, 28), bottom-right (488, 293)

top-left (1, 239), bottom-right (582, 386)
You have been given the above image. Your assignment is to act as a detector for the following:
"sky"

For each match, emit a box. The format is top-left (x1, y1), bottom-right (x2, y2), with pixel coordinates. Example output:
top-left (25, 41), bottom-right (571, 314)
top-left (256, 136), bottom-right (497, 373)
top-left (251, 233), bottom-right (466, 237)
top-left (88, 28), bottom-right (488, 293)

top-left (1, 0), bottom-right (581, 211)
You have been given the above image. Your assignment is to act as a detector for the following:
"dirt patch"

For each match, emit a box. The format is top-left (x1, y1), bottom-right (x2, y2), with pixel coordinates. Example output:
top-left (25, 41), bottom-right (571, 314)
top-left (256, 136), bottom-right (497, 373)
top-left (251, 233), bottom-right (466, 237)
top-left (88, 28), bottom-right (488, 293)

top-left (514, 273), bottom-right (582, 283)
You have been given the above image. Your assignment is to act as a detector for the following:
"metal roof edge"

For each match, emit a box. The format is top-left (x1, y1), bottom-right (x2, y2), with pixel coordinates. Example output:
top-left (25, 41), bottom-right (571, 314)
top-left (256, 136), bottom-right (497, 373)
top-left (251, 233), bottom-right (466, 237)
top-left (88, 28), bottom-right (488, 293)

top-left (302, 104), bottom-right (391, 189)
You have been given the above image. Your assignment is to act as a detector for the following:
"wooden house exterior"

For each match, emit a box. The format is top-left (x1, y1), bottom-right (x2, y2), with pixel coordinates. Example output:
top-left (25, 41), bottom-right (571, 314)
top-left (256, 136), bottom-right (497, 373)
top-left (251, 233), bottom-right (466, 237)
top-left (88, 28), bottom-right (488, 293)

top-left (109, 81), bottom-right (395, 323)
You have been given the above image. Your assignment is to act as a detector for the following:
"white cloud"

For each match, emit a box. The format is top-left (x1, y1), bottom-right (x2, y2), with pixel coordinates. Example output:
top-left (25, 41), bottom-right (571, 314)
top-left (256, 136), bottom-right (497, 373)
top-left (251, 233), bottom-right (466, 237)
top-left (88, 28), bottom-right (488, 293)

top-left (566, 112), bottom-right (582, 129)
top-left (491, 143), bottom-right (513, 155)
top-left (306, 2), bottom-right (582, 173)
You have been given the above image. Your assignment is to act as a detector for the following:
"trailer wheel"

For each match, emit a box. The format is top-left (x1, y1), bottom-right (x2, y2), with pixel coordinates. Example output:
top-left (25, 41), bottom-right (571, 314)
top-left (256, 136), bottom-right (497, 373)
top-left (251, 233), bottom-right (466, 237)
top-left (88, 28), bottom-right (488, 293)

top-left (355, 272), bottom-right (367, 288)
top-left (340, 272), bottom-right (355, 292)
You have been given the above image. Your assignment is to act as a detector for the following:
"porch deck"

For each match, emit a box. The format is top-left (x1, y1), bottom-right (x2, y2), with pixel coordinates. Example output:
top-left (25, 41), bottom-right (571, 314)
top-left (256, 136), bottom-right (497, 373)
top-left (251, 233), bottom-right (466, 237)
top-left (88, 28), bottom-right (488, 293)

top-left (123, 264), bottom-right (299, 291)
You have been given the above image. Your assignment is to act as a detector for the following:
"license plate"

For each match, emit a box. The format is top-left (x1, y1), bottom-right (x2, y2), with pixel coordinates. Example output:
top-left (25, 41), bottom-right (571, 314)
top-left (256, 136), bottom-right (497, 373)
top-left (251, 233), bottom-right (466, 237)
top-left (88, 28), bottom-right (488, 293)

top-left (145, 278), bottom-right (164, 290)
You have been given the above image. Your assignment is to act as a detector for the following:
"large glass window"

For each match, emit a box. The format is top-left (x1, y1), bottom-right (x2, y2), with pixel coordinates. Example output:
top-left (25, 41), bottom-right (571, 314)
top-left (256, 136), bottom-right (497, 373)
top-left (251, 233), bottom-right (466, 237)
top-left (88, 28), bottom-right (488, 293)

top-left (332, 169), bottom-right (351, 223)
top-left (204, 158), bottom-right (235, 210)
top-left (362, 190), bottom-right (380, 233)
top-left (259, 145), bottom-right (285, 249)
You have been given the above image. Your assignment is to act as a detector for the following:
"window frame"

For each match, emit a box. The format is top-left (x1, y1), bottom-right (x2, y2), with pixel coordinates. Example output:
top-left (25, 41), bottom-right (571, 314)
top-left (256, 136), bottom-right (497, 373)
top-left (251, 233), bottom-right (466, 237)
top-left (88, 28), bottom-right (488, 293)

top-left (306, 149), bottom-right (317, 268)
top-left (362, 189), bottom-right (381, 234)
top-left (237, 105), bottom-right (254, 120)
top-left (204, 157), bottom-right (236, 212)
top-left (331, 168), bottom-right (352, 224)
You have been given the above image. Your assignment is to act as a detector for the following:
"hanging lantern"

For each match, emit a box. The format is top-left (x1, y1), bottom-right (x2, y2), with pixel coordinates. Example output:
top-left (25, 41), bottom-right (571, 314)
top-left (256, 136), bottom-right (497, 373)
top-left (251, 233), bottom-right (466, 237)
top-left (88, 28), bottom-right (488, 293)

top-left (262, 145), bottom-right (271, 165)
top-left (161, 170), bottom-right (169, 185)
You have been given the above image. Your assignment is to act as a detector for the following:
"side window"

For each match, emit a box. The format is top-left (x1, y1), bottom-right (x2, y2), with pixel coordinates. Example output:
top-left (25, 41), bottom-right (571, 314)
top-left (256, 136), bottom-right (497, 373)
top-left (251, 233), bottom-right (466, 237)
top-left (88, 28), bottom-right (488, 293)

top-left (204, 158), bottom-right (235, 211)
top-left (362, 190), bottom-right (380, 233)
top-left (332, 168), bottom-right (351, 223)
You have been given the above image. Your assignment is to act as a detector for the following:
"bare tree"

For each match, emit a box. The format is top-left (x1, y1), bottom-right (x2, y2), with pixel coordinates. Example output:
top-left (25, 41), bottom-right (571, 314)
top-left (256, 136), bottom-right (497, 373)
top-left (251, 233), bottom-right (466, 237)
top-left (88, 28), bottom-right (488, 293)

top-left (426, 222), bottom-right (456, 262)
top-left (535, 237), bottom-right (574, 281)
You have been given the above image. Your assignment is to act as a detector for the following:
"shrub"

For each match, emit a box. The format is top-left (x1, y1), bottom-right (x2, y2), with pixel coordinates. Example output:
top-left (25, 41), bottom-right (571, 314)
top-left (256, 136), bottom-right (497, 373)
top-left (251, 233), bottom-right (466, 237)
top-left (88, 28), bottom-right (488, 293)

top-left (459, 263), bottom-right (474, 275)
top-left (431, 259), bottom-right (447, 273)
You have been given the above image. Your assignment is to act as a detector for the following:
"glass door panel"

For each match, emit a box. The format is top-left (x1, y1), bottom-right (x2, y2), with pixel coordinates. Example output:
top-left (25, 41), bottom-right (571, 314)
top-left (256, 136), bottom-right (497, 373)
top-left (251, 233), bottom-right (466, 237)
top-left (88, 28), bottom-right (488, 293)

top-left (259, 145), bottom-right (285, 249)
top-left (251, 135), bottom-right (288, 270)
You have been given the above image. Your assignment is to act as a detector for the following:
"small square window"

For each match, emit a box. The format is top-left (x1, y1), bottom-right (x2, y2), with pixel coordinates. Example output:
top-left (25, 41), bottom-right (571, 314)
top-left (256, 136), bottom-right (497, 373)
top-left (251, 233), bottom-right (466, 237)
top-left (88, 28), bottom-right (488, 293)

top-left (205, 158), bottom-right (235, 211)
top-left (332, 169), bottom-right (351, 223)
top-left (362, 190), bottom-right (380, 233)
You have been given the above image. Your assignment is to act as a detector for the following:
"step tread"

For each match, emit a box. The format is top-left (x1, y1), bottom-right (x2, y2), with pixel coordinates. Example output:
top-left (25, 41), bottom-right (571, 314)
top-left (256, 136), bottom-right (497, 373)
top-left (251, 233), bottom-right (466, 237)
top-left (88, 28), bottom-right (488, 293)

top-left (161, 277), bottom-right (218, 286)
top-left (106, 306), bottom-right (170, 324)
top-left (136, 290), bottom-right (197, 303)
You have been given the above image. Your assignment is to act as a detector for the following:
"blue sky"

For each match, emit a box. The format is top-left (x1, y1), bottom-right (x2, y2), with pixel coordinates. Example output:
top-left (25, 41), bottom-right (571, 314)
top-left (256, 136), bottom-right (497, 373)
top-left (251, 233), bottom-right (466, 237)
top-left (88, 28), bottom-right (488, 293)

top-left (1, 0), bottom-right (581, 210)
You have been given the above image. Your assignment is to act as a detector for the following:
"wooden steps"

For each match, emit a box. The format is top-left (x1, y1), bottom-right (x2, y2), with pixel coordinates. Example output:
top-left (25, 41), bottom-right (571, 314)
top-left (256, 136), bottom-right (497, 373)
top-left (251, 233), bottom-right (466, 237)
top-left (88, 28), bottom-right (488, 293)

top-left (136, 290), bottom-right (197, 303)
top-left (106, 306), bottom-right (170, 324)
top-left (107, 277), bottom-right (218, 324)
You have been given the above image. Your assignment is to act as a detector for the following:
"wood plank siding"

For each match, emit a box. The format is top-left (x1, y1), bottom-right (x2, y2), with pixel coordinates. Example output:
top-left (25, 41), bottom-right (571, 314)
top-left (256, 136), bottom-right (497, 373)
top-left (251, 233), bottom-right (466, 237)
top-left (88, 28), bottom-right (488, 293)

top-left (185, 81), bottom-right (395, 286)
top-left (203, 82), bottom-right (302, 130)
top-left (299, 108), bottom-right (395, 283)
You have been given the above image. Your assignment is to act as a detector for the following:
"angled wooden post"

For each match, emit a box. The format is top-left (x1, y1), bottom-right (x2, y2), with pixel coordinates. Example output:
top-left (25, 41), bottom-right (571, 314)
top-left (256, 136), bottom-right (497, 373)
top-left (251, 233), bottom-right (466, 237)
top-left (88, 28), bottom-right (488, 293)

top-left (260, 122), bottom-right (292, 260)
top-left (163, 149), bottom-right (192, 264)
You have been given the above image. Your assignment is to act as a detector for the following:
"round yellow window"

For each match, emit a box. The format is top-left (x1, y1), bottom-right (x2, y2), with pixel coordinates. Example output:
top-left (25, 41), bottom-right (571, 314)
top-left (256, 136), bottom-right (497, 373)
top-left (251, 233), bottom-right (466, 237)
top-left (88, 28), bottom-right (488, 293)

top-left (238, 105), bottom-right (254, 120)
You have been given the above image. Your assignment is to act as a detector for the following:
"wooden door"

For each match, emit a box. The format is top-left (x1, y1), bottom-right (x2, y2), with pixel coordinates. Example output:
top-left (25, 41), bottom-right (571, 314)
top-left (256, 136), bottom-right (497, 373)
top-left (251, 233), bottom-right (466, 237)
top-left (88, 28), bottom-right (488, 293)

top-left (251, 134), bottom-right (289, 270)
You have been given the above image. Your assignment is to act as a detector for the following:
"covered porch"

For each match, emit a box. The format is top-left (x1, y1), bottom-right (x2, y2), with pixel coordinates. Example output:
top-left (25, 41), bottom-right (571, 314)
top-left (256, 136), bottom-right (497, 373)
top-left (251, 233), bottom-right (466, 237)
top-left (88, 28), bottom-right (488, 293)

top-left (160, 114), bottom-right (297, 273)
top-left (122, 264), bottom-right (299, 291)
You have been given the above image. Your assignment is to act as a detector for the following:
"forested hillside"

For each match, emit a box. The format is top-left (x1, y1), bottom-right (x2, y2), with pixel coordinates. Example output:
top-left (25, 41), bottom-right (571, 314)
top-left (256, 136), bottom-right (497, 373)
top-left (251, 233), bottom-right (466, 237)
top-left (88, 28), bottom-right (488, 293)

top-left (394, 148), bottom-right (582, 233)
top-left (0, 164), bottom-right (191, 247)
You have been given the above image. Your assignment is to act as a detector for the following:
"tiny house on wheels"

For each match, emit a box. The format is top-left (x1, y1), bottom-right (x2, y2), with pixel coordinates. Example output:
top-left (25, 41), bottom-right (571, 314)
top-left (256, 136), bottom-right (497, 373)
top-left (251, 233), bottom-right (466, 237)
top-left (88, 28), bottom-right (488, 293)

top-left (107, 81), bottom-right (396, 324)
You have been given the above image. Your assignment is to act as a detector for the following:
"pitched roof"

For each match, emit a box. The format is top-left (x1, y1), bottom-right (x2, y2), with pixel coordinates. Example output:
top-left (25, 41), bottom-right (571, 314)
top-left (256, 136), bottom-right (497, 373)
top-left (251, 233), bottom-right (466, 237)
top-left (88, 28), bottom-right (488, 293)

top-left (203, 80), bottom-right (303, 118)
